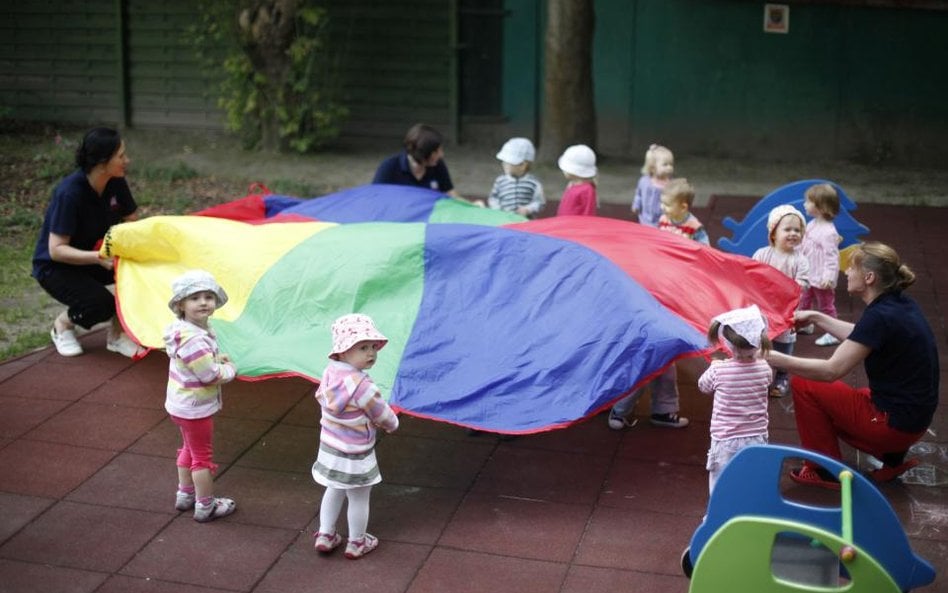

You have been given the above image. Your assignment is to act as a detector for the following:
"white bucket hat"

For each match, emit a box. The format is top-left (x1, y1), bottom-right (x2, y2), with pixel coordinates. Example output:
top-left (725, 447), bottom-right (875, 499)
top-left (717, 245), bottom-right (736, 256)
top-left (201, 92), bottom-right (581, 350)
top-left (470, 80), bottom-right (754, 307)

top-left (496, 137), bottom-right (536, 165)
top-left (168, 269), bottom-right (228, 313)
top-left (713, 305), bottom-right (767, 350)
top-left (558, 144), bottom-right (597, 178)
top-left (329, 314), bottom-right (388, 359)
top-left (766, 204), bottom-right (806, 244)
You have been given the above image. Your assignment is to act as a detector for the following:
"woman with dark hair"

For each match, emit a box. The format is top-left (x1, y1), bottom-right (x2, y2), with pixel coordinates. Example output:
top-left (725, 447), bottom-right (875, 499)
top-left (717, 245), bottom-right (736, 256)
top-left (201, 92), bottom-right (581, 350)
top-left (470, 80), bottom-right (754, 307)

top-left (767, 241), bottom-right (939, 489)
top-left (373, 123), bottom-right (481, 203)
top-left (32, 127), bottom-right (143, 358)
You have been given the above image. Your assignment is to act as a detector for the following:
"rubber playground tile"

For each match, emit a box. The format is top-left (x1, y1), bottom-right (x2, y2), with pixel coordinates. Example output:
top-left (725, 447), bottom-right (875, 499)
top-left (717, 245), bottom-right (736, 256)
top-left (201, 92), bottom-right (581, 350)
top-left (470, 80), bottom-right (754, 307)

top-left (506, 413), bottom-right (624, 457)
top-left (25, 401), bottom-right (165, 450)
top-left (561, 564), bottom-right (690, 593)
top-left (0, 492), bottom-right (54, 544)
top-left (0, 395), bottom-right (70, 440)
top-left (66, 452), bottom-right (180, 514)
top-left (375, 433), bottom-right (495, 490)
top-left (367, 482), bottom-right (467, 545)
top-left (0, 558), bottom-right (108, 593)
top-left (232, 422), bottom-right (318, 474)
top-left (0, 439), bottom-right (115, 498)
top-left (96, 574), bottom-right (237, 593)
top-left (599, 457), bottom-right (708, 517)
top-left (212, 465), bottom-right (320, 530)
top-left (406, 547), bottom-right (568, 593)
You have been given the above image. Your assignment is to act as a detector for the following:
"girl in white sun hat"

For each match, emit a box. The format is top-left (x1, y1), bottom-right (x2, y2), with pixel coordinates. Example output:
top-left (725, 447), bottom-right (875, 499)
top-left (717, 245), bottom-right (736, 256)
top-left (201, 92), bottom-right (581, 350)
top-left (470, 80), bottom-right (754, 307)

top-left (312, 313), bottom-right (399, 559)
top-left (487, 137), bottom-right (545, 218)
top-left (556, 144), bottom-right (598, 216)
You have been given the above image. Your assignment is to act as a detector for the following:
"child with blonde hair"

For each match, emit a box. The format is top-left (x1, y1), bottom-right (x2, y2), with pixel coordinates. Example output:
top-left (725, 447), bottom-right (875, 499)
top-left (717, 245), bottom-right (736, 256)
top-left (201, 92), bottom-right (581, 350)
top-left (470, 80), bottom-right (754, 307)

top-left (488, 137), bottom-right (545, 217)
top-left (657, 178), bottom-right (709, 245)
top-left (799, 184), bottom-right (842, 346)
top-left (632, 144), bottom-right (674, 227)
top-left (312, 314), bottom-right (399, 559)
top-left (752, 205), bottom-right (809, 397)
top-left (164, 269), bottom-right (237, 522)
top-left (699, 305), bottom-right (773, 492)
top-left (555, 144), bottom-right (598, 216)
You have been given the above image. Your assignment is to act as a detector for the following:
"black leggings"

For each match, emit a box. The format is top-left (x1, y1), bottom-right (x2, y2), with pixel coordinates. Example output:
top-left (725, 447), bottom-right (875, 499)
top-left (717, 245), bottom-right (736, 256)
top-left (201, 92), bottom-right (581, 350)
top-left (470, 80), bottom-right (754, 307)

top-left (37, 265), bottom-right (116, 330)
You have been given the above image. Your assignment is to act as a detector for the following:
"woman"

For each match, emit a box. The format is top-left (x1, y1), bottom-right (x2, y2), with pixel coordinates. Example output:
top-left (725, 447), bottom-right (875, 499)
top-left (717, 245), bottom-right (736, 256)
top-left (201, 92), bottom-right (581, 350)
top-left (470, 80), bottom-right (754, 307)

top-left (373, 123), bottom-right (481, 204)
top-left (32, 127), bottom-right (143, 358)
top-left (767, 241), bottom-right (939, 489)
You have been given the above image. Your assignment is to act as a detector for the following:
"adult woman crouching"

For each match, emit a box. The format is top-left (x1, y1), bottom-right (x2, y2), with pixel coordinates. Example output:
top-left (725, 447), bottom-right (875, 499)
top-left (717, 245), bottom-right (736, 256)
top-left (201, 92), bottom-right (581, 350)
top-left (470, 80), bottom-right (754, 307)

top-left (767, 241), bottom-right (939, 488)
top-left (32, 127), bottom-right (143, 358)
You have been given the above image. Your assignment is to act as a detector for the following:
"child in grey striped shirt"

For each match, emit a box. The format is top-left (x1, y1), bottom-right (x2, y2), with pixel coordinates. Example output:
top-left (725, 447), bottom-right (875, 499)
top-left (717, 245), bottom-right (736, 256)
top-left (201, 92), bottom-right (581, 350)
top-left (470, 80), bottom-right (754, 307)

top-left (487, 137), bottom-right (545, 218)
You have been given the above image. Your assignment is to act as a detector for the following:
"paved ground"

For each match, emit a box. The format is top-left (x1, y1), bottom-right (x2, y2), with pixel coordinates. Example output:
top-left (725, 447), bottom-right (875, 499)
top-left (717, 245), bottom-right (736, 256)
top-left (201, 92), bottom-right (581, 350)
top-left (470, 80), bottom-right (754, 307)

top-left (0, 196), bottom-right (944, 592)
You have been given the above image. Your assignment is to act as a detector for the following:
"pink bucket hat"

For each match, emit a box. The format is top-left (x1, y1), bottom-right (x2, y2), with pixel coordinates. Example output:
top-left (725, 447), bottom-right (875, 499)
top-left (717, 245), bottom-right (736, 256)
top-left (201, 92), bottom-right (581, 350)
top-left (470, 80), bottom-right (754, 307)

top-left (329, 314), bottom-right (388, 359)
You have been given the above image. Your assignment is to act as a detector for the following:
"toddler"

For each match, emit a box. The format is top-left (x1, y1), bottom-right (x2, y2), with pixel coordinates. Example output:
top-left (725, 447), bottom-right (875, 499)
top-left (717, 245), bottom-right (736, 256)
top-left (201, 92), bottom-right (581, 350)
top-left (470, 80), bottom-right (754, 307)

top-left (656, 178), bottom-right (709, 245)
top-left (698, 305), bottom-right (773, 492)
top-left (164, 269), bottom-right (237, 522)
top-left (312, 314), bottom-right (399, 559)
top-left (799, 183), bottom-right (842, 346)
top-left (555, 144), bottom-right (598, 216)
top-left (632, 144), bottom-right (674, 227)
top-left (488, 137), bottom-right (545, 217)
top-left (752, 205), bottom-right (809, 397)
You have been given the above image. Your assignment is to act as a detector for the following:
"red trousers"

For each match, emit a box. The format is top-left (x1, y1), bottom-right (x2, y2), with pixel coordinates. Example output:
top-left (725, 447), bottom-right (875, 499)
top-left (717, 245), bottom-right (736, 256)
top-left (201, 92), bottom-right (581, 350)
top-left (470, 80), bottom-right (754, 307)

top-left (791, 376), bottom-right (925, 463)
top-left (171, 414), bottom-right (218, 474)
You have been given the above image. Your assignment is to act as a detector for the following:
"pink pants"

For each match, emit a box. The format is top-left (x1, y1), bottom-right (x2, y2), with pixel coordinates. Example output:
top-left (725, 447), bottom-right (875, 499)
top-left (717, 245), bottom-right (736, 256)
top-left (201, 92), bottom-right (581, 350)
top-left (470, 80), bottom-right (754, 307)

top-left (171, 414), bottom-right (218, 474)
top-left (799, 286), bottom-right (837, 318)
top-left (791, 376), bottom-right (924, 464)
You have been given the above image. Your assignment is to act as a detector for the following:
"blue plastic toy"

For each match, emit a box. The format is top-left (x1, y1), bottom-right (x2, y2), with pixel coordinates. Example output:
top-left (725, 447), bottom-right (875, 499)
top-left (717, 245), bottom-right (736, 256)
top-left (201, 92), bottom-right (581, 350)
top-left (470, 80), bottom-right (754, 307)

top-left (716, 180), bottom-right (869, 257)
top-left (682, 444), bottom-right (935, 591)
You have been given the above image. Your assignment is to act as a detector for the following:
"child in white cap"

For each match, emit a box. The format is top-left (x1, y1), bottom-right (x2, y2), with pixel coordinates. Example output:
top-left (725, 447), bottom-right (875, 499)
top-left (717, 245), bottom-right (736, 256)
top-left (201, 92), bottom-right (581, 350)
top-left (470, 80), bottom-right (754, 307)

top-left (555, 144), bottom-right (598, 216)
top-left (699, 305), bottom-right (773, 492)
top-left (163, 269), bottom-right (238, 522)
top-left (752, 205), bottom-right (810, 397)
top-left (312, 313), bottom-right (399, 559)
top-left (487, 137), bottom-right (545, 217)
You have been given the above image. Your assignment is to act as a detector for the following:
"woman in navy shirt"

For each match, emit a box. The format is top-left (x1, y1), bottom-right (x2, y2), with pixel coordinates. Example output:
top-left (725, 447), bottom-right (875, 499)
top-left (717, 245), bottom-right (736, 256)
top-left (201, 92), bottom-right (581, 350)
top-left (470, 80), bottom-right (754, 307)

top-left (32, 127), bottom-right (142, 358)
top-left (767, 242), bottom-right (939, 488)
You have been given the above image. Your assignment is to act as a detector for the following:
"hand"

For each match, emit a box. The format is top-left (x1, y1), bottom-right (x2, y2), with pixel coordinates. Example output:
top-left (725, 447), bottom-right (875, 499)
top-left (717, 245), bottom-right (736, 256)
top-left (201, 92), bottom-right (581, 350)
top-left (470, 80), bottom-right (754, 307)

top-left (220, 354), bottom-right (232, 364)
top-left (97, 255), bottom-right (114, 271)
top-left (793, 310), bottom-right (817, 328)
top-left (820, 280), bottom-right (833, 289)
top-left (515, 206), bottom-right (530, 216)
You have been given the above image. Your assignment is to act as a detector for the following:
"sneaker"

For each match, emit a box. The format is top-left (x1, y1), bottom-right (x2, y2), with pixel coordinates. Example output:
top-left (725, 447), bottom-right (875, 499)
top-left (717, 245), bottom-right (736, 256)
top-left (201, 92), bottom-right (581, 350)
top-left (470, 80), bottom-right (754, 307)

top-left (175, 490), bottom-right (195, 511)
top-left (106, 332), bottom-right (147, 359)
top-left (797, 324), bottom-right (815, 335)
top-left (607, 413), bottom-right (638, 430)
top-left (51, 328), bottom-right (83, 357)
top-left (869, 458), bottom-right (919, 483)
top-left (815, 333), bottom-right (840, 347)
top-left (789, 465), bottom-right (840, 490)
top-left (769, 376), bottom-right (790, 398)
top-left (193, 497), bottom-right (236, 522)
top-left (345, 533), bottom-right (379, 559)
top-left (649, 413), bottom-right (689, 428)
top-left (314, 531), bottom-right (343, 553)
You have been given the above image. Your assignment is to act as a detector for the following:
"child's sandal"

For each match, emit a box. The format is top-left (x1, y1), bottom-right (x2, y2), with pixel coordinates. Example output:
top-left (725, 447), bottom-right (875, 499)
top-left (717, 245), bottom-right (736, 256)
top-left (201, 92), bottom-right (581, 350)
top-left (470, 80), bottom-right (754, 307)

top-left (314, 531), bottom-right (343, 553)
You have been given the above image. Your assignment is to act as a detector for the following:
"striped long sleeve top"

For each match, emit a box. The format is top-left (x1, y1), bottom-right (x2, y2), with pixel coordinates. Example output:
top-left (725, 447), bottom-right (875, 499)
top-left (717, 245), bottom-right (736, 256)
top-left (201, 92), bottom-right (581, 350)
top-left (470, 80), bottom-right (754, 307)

top-left (487, 173), bottom-right (545, 216)
top-left (698, 358), bottom-right (772, 441)
top-left (316, 360), bottom-right (399, 454)
top-left (164, 319), bottom-right (236, 419)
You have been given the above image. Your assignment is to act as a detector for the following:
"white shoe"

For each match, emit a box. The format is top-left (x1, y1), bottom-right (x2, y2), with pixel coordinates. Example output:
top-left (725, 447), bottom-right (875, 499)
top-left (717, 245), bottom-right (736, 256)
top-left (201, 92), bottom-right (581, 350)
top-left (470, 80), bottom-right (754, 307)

top-left (607, 413), bottom-right (638, 430)
top-left (797, 324), bottom-right (815, 335)
top-left (51, 328), bottom-right (83, 357)
top-left (815, 333), bottom-right (840, 347)
top-left (106, 332), bottom-right (146, 358)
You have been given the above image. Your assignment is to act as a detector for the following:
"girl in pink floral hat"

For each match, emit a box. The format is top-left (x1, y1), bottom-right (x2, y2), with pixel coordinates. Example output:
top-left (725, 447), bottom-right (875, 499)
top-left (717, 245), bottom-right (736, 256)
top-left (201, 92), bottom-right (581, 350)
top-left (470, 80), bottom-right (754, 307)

top-left (311, 313), bottom-right (399, 559)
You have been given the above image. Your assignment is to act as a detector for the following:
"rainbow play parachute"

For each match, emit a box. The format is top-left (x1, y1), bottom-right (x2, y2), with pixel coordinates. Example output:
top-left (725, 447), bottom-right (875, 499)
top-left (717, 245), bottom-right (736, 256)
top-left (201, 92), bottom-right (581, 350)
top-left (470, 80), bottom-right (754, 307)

top-left (103, 185), bottom-right (799, 434)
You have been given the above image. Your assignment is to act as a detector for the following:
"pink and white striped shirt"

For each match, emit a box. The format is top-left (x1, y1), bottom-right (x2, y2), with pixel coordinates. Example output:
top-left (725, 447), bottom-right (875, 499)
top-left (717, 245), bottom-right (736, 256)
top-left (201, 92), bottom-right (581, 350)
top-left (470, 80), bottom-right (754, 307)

top-left (698, 358), bottom-right (772, 441)
top-left (164, 319), bottom-right (236, 419)
top-left (316, 360), bottom-right (399, 455)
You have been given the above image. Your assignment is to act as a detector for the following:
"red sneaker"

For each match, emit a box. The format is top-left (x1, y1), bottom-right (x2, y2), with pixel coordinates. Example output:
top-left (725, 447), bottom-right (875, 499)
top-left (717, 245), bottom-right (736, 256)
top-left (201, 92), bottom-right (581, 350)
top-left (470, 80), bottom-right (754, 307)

top-left (869, 458), bottom-right (919, 483)
top-left (789, 466), bottom-right (840, 491)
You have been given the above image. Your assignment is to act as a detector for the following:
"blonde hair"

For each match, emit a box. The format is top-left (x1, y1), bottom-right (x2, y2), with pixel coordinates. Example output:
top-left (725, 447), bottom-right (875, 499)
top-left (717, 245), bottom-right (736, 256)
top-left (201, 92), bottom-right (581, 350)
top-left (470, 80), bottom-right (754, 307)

top-left (805, 183), bottom-right (840, 220)
top-left (851, 241), bottom-right (916, 293)
top-left (641, 144), bottom-right (673, 176)
top-left (662, 178), bottom-right (695, 208)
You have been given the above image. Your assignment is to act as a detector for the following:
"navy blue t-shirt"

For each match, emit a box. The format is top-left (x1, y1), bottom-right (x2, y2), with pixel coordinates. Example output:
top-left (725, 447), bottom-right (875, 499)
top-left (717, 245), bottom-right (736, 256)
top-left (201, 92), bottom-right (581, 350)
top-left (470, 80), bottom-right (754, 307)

top-left (372, 151), bottom-right (454, 194)
top-left (32, 170), bottom-right (137, 279)
top-left (848, 291), bottom-right (939, 432)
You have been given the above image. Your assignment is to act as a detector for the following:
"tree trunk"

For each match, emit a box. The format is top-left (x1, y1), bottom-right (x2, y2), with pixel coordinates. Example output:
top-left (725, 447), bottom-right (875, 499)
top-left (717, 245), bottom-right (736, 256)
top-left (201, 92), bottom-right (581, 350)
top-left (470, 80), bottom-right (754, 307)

top-left (539, 0), bottom-right (596, 163)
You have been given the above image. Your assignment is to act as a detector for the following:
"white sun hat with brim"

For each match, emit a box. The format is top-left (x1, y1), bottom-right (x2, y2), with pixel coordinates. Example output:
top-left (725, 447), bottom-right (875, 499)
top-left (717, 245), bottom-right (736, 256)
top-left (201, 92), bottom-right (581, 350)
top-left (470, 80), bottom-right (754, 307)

top-left (557, 144), bottom-right (597, 178)
top-left (329, 313), bottom-right (388, 359)
top-left (496, 137), bottom-right (536, 165)
top-left (168, 269), bottom-right (228, 313)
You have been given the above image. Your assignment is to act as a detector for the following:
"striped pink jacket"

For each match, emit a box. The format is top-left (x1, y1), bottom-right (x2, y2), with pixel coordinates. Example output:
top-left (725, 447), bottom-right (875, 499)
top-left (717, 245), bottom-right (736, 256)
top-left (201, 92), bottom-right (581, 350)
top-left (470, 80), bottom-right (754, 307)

top-left (164, 319), bottom-right (236, 419)
top-left (698, 358), bottom-right (772, 441)
top-left (316, 360), bottom-right (399, 454)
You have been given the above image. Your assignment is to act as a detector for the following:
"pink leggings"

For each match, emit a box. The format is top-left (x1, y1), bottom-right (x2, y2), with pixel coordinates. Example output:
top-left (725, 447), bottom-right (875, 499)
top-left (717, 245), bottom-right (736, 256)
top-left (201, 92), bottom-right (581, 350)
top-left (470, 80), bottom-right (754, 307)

top-left (799, 286), bottom-right (837, 318)
top-left (171, 415), bottom-right (218, 474)
top-left (791, 376), bottom-right (924, 464)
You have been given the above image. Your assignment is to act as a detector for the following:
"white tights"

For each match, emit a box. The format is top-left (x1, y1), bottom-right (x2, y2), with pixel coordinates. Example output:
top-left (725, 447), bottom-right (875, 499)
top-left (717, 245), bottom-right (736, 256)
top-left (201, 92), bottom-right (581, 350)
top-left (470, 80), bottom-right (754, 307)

top-left (319, 485), bottom-right (371, 540)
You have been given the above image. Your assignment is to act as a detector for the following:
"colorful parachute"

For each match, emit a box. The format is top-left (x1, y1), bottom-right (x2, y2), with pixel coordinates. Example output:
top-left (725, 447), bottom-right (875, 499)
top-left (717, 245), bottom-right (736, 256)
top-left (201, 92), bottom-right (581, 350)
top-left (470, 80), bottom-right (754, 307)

top-left (103, 185), bottom-right (799, 434)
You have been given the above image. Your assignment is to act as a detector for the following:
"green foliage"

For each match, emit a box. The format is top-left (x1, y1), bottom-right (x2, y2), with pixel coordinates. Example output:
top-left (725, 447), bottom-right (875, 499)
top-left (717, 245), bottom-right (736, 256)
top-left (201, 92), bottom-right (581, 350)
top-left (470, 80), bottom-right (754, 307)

top-left (189, 1), bottom-right (348, 153)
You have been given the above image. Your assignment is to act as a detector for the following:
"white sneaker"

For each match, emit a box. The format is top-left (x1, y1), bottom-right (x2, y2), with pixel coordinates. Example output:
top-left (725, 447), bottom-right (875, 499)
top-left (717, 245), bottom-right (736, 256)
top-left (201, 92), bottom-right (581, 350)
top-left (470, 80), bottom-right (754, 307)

top-left (107, 332), bottom-right (145, 358)
top-left (815, 333), bottom-right (840, 347)
top-left (607, 413), bottom-right (638, 430)
top-left (51, 328), bottom-right (83, 357)
top-left (797, 324), bottom-right (815, 335)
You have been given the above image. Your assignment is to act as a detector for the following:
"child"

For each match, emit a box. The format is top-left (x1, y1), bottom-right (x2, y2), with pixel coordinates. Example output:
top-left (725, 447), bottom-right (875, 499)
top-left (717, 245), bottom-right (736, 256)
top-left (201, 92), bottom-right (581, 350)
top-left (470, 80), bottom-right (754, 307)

top-left (555, 144), bottom-right (598, 216)
top-left (656, 178), bottom-right (709, 245)
top-left (487, 137), bottom-right (545, 217)
top-left (752, 205), bottom-right (809, 397)
top-left (698, 305), bottom-right (773, 492)
top-left (607, 181), bottom-right (705, 430)
top-left (164, 269), bottom-right (237, 522)
top-left (312, 314), bottom-right (399, 560)
top-left (632, 144), bottom-right (674, 227)
top-left (799, 184), bottom-right (842, 346)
